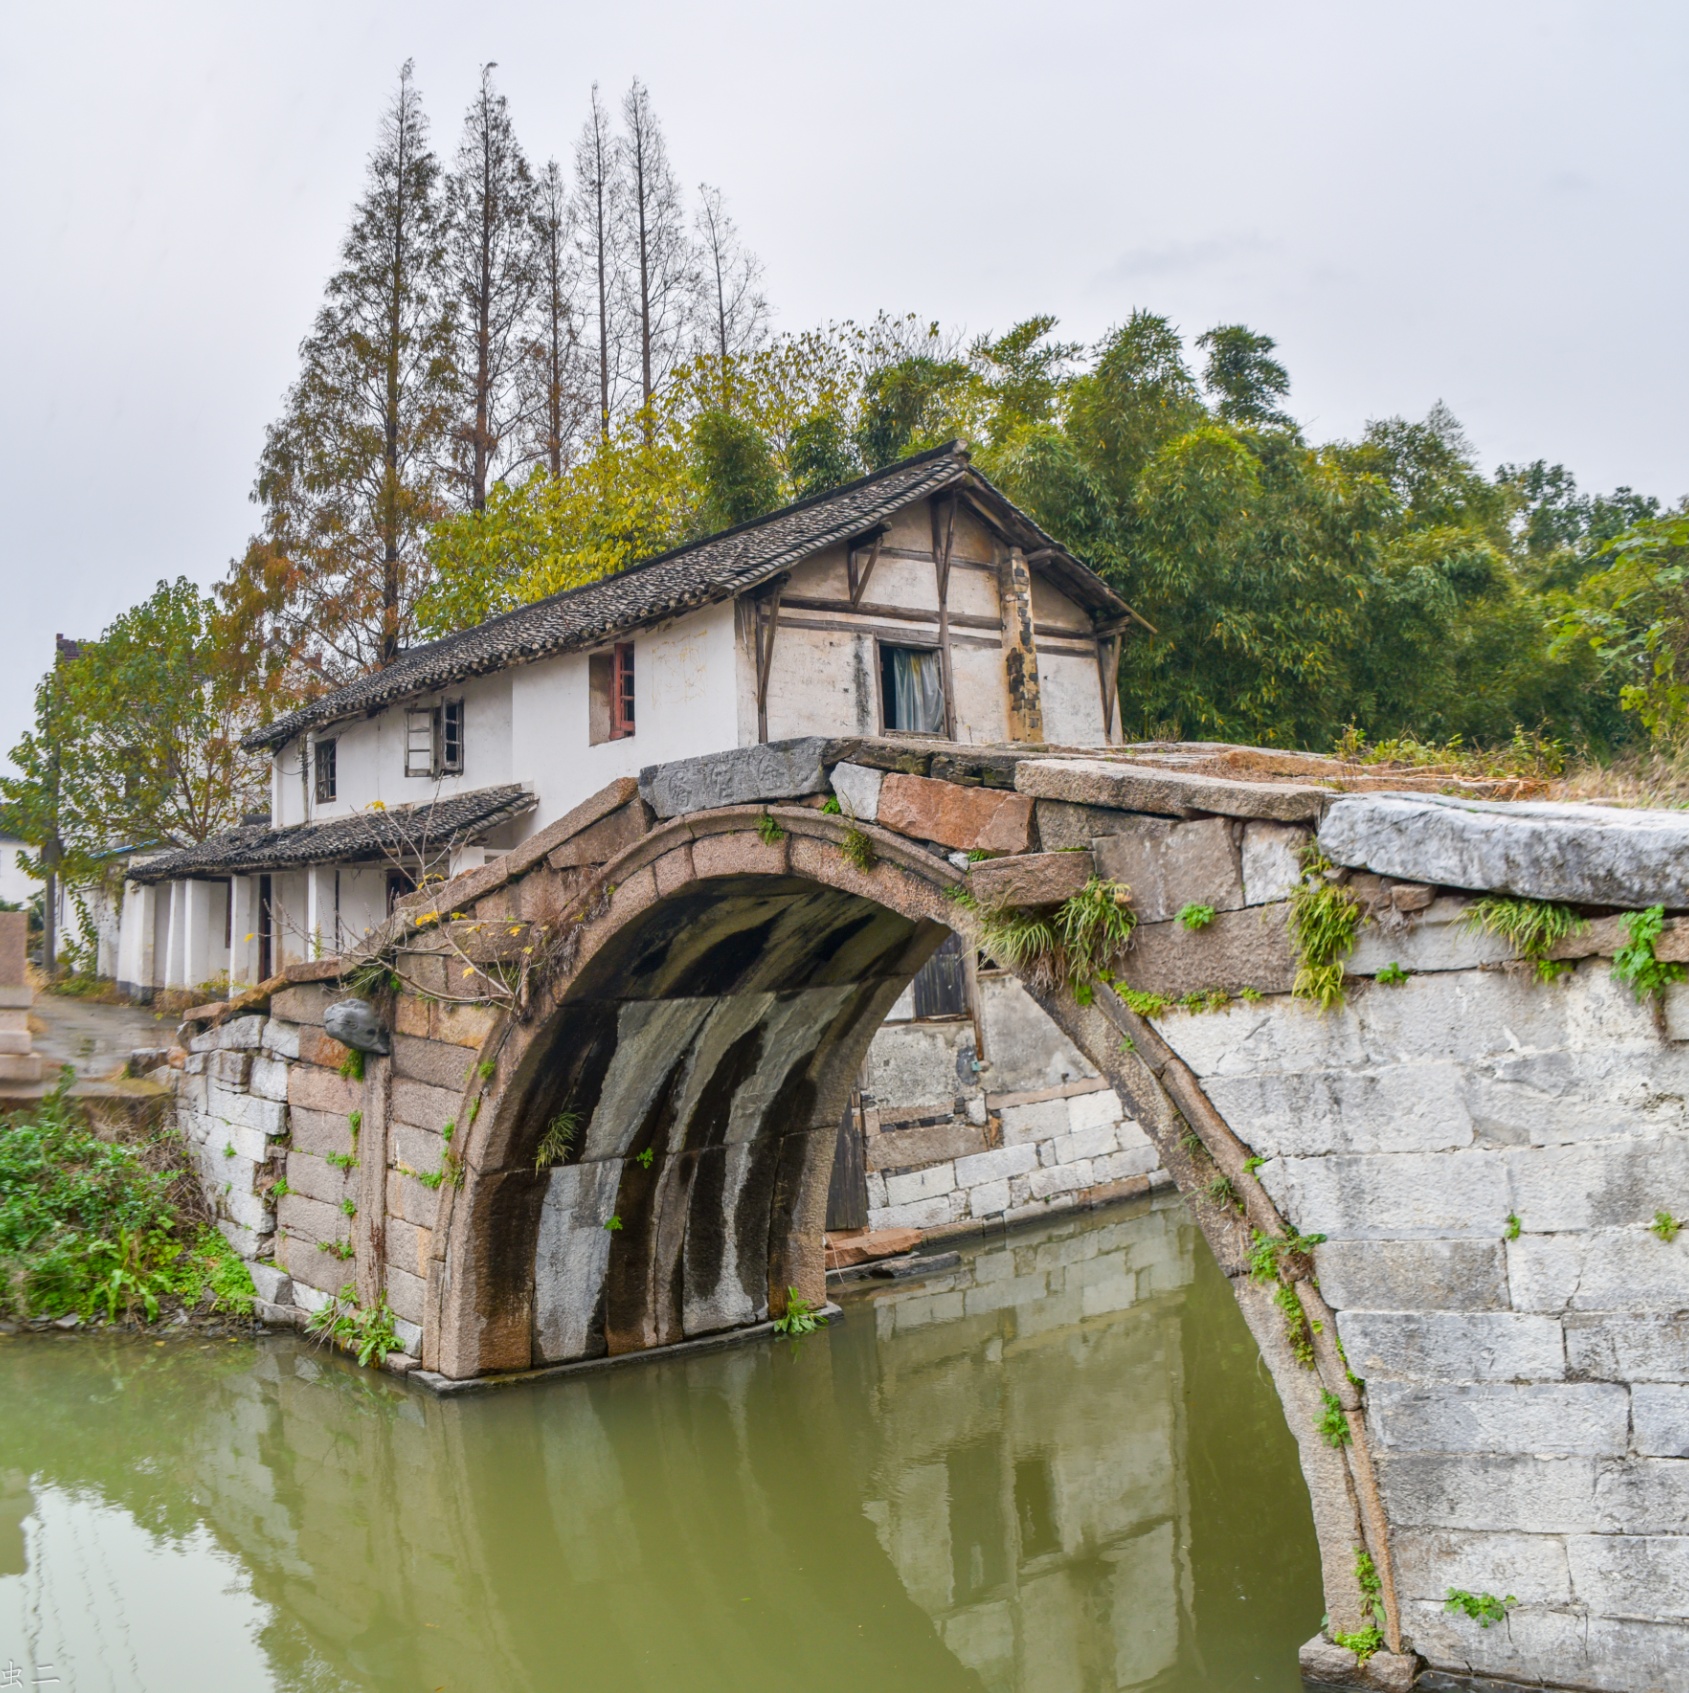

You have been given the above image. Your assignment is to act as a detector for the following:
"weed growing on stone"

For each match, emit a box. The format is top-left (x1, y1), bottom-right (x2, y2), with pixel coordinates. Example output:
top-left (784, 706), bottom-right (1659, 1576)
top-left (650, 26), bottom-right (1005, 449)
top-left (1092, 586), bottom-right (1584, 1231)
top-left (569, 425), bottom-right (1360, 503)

top-left (1331, 1549), bottom-right (1387, 1659)
top-left (348, 1110), bottom-right (362, 1141)
top-left (1178, 987), bottom-right (1232, 1014)
top-left (535, 1111), bottom-right (580, 1173)
top-left (479, 1060), bottom-right (496, 1080)
top-left (1249, 1227), bottom-right (1327, 1282)
top-left (839, 825), bottom-right (878, 871)
top-left (1290, 851), bottom-right (1364, 1010)
top-left (636, 1147), bottom-right (655, 1169)
top-left (1117, 986), bottom-right (1171, 1018)
top-left (339, 1198), bottom-right (357, 1218)
top-left (1175, 902), bottom-right (1216, 931)
top-left (603, 1214), bottom-right (623, 1231)
top-left (1274, 1282), bottom-right (1317, 1367)
top-left (1204, 1174), bottom-right (1244, 1215)
top-left (1375, 962), bottom-right (1410, 986)
top-left (1650, 1210), bottom-right (1682, 1242)
top-left (755, 811), bottom-right (785, 846)
top-left (773, 1287), bottom-right (827, 1336)
top-left (306, 1283), bottom-right (401, 1368)
top-left (1465, 896), bottom-right (1586, 983)
top-left (416, 1168), bottom-right (446, 1191)
top-left (222, 1142), bottom-right (237, 1159)
top-left (1239, 985), bottom-right (1264, 1003)
top-left (819, 795), bottom-right (842, 815)
top-left (1444, 1589), bottom-right (1515, 1628)
top-left (325, 1151), bottom-right (357, 1171)
top-left (1243, 1155), bottom-right (1265, 1175)
top-left (1317, 1390), bottom-right (1352, 1447)
top-left (338, 1047), bottom-right (366, 1082)
top-left (318, 1238), bottom-right (356, 1261)
top-left (1504, 1212), bottom-right (1522, 1240)
top-left (441, 1120), bottom-right (455, 1144)
top-left (1613, 905), bottom-right (1686, 1002)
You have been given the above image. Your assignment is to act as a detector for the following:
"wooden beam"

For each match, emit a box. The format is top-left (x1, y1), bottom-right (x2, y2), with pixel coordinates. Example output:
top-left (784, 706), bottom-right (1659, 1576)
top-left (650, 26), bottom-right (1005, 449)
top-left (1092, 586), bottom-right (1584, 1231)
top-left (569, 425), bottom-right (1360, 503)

top-left (753, 575), bottom-right (788, 743)
top-left (931, 494), bottom-right (958, 739)
top-left (1095, 632), bottom-right (1122, 743)
top-left (847, 526), bottom-right (888, 608)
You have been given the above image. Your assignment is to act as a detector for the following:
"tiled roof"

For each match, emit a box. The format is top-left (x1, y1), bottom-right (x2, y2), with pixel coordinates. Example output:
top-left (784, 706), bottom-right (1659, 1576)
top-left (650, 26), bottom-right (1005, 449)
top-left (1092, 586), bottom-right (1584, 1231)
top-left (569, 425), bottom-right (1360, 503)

top-left (246, 444), bottom-right (1130, 751)
top-left (126, 784), bottom-right (535, 883)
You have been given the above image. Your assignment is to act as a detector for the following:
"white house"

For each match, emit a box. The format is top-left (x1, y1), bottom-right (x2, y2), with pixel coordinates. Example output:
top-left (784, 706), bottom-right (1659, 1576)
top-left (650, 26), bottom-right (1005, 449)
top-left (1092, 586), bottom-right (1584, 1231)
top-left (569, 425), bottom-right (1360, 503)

top-left (118, 444), bottom-right (1136, 998)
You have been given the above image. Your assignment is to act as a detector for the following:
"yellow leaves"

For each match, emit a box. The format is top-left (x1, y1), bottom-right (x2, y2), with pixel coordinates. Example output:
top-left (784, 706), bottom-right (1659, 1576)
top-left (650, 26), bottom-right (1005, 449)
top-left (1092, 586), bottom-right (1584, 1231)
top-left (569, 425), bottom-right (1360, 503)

top-left (365, 799), bottom-right (386, 812)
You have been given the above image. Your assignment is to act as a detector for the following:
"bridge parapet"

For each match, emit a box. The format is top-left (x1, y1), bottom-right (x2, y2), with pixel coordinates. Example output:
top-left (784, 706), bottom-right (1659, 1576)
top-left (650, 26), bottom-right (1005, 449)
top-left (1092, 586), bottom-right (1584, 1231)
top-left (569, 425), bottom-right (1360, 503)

top-left (161, 738), bottom-right (1689, 1693)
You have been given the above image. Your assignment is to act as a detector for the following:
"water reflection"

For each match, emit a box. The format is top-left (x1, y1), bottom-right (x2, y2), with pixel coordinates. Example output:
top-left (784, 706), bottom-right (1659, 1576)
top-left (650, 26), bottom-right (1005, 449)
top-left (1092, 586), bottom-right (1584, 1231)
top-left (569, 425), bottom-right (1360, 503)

top-left (0, 1194), bottom-right (1320, 1692)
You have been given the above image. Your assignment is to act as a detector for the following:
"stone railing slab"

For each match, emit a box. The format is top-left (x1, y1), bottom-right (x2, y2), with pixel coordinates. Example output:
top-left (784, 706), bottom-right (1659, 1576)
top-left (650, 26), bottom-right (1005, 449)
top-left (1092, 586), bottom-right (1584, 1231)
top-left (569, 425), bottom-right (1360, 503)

top-left (1320, 792), bottom-right (1689, 907)
top-left (641, 738), bottom-right (836, 817)
top-left (1015, 757), bottom-right (1328, 823)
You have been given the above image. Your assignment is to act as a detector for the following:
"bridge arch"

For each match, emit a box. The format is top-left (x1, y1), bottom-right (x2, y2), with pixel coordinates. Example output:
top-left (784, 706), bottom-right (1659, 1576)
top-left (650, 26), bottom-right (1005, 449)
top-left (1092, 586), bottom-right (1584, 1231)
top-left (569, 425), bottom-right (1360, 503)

top-left (415, 803), bottom-right (1393, 1655)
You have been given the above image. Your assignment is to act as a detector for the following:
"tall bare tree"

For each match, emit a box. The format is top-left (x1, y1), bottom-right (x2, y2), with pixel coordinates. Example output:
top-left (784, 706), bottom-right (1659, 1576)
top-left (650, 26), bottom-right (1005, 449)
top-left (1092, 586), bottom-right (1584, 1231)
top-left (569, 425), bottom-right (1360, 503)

top-left (694, 183), bottom-right (768, 385)
top-left (519, 158), bottom-right (591, 477)
top-left (616, 80), bottom-right (695, 434)
top-left (572, 84), bottom-right (621, 443)
top-left (227, 61), bottom-right (455, 681)
top-left (445, 64), bottom-right (539, 508)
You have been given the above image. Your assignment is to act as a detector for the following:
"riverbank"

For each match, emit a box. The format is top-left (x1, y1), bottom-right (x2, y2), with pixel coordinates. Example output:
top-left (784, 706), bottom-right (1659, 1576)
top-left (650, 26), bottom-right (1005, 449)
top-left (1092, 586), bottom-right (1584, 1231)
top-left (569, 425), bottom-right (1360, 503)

top-left (0, 1085), bottom-right (257, 1335)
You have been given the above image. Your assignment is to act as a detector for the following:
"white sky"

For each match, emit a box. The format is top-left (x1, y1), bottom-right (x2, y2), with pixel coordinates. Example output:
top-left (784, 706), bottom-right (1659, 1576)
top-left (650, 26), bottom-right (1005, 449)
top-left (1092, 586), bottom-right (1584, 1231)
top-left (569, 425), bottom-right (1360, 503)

top-left (1, 0), bottom-right (1685, 758)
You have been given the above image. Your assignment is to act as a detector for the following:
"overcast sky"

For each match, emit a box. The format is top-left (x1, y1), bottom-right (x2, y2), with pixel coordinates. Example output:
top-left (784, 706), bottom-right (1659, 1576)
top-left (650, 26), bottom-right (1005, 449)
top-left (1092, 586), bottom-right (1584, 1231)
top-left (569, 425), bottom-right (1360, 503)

top-left (2, 0), bottom-right (1684, 757)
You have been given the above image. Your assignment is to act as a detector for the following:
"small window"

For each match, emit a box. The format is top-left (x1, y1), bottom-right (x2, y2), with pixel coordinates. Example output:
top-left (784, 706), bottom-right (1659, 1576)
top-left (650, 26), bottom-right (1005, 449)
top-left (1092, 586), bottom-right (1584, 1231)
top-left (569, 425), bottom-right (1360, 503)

top-left (313, 738), bottom-right (337, 804)
top-left (912, 931), bottom-right (969, 1019)
top-left (405, 708), bottom-right (436, 777)
top-left (880, 644), bottom-right (945, 736)
top-left (590, 644), bottom-right (636, 744)
top-left (440, 699), bottom-right (465, 774)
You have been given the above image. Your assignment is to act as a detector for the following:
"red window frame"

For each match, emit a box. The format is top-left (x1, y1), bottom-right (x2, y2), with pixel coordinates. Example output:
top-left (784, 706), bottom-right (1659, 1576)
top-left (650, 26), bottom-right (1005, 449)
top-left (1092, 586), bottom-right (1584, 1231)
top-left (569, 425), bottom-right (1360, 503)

top-left (610, 642), bottom-right (636, 739)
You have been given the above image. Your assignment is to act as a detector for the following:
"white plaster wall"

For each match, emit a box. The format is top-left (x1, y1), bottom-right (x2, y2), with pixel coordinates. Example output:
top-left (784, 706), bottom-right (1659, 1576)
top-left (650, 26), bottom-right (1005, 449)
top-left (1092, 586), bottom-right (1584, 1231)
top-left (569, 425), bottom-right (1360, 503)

top-left (1035, 649), bottom-right (1110, 747)
top-left (0, 839), bottom-right (36, 906)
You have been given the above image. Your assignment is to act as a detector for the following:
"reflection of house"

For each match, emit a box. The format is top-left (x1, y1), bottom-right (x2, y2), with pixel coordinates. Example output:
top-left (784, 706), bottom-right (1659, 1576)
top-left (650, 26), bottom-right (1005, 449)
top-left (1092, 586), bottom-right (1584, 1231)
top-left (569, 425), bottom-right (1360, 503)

top-left (117, 445), bottom-right (1135, 998)
top-left (860, 1202), bottom-right (1197, 1692)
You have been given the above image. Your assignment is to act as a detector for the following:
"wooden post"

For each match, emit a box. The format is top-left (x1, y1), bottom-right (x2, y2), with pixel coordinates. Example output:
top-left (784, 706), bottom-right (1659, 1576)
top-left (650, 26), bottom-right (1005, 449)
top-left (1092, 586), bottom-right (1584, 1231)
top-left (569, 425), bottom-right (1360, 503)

top-left (931, 497), bottom-right (958, 738)
top-left (997, 545), bottom-right (1045, 743)
top-left (847, 530), bottom-right (884, 609)
top-left (1095, 631), bottom-right (1122, 742)
top-left (753, 575), bottom-right (788, 743)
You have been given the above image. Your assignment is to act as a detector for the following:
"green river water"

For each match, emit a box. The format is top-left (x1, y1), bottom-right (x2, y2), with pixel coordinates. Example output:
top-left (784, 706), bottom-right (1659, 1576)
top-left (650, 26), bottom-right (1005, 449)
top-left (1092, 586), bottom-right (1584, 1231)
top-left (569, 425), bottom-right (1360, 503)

top-left (0, 1192), bottom-right (1321, 1692)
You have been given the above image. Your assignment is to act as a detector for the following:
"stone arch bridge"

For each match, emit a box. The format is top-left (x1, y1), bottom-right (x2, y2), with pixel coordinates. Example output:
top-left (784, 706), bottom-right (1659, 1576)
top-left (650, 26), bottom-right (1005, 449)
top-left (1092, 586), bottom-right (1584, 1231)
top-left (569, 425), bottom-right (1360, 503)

top-left (173, 737), bottom-right (1689, 1693)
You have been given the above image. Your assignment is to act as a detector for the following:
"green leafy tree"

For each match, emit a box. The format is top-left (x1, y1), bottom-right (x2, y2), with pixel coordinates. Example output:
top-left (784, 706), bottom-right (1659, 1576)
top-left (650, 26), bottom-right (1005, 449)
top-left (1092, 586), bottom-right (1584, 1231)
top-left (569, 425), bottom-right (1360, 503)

top-left (1196, 325), bottom-right (1294, 428)
top-left (692, 409), bottom-right (781, 531)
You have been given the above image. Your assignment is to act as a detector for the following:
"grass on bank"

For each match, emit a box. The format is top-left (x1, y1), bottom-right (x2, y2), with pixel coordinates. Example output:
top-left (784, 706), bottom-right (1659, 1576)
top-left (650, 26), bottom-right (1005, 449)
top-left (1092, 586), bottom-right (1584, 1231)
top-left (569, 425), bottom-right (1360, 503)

top-left (0, 1087), bottom-right (254, 1325)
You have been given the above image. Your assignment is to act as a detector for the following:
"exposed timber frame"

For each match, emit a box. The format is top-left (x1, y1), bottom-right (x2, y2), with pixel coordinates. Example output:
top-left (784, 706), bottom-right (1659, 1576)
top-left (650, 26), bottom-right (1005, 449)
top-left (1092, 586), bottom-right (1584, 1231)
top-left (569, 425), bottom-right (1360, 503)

top-left (930, 494), bottom-right (959, 739)
top-left (752, 574), bottom-right (789, 743)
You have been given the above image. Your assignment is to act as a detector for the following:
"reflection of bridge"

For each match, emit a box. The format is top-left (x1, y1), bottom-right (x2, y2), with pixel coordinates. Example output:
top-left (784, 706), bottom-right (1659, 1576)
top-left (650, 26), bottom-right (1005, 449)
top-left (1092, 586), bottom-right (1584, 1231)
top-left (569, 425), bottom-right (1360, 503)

top-left (172, 738), bottom-right (1689, 1690)
top-left (0, 1200), bottom-right (1319, 1692)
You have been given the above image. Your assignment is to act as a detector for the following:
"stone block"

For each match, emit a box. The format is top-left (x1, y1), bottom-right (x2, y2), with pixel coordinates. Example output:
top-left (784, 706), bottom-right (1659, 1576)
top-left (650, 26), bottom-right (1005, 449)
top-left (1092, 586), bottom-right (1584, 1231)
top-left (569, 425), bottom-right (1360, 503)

top-left (1337, 1310), bottom-right (1566, 1382)
top-left (1634, 1387), bottom-right (1689, 1457)
top-left (207, 1049), bottom-right (252, 1088)
top-left (0, 911), bottom-right (26, 989)
top-left (1015, 756), bottom-right (1327, 822)
top-left (391, 1075), bottom-right (460, 1135)
top-left (1591, 1459), bottom-right (1689, 1535)
top-left (1367, 1382), bottom-right (1628, 1455)
top-left (289, 1105), bottom-right (354, 1159)
top-left (1389, 1528), bottom-right (1572, 1606)
top-left (1267, 1149), bottom-right (1509, 1241)
top-left (1567, 1313), bottom-right (1689, 1382)
top-left (261, 1018), bottom-right (301, 1059)
top-left (288, 1064), bottom-right (360, 1116)
top-left (286, 1150), bottom-right (348, 1207)
top-left (1203, 1061), bottom-right (1473, 1158)
top-left (249, 1054), bottom-right (290, 1102)
top-left (829, 761), bottom-right (883, 822)
top-left (1315, 1239), bottom-right (1507, 1313)
top-left (1066, 1088), bottom-right (1123, 1133)
top-left (1567, 1533), bottom-right (1689, 1618)
top-left (1118, 903), bottom-right (1295, 999)
top-left (432, 1000), bottom-right (499, 1049)
top-left (1349, 899), bottom-right (1516, 976)
top-left (966, 851), bottom-right (1095, 910)
top-left (877, 773), bottom-right (1035, 853)
top-left (640, 737), bottom-right (835, 818)
top-left (219, 1179), bottom-right (273, 1234)
top-left (1377, 1452), bottom-right (1600, 1534)
top-left (1241, 821), bottom-right (1308, 906)
top-left (277, 1190), bottom-right (344, 1247)
top-left (868, 1196), bottom-right (952, 1232)
top-left (866, 1120), bottom-right (987, 1172)
top-left (1031, 799), bottom-right (1148, 850)
top-left (968, 1179), bottom-right (1011, 1217)
top-left (1507, 1137), bottom-right (1689, 1233)
top-left (391, 1123), bottom-right (444, 1179)
top-left (998, 1099), bottom-right (1070, 1144)
top-left (1092, 815), bottom-right (1242, 923)
top-left (386, 1215), bottom-right (431, 1282)
top-left (1097, 1145), bottom-right (1160, 1182)
top-left (248, 1262), bottom-right (294, 1306)
top-left (385, 1266), bottom-right (427, 1327)
top-left (1028, 1161), bottom-right (1092, 1199)
top-left (388, 1167), bottom-right (442, 1229)
top-left (1320, 789), bottom-right (1689, 906)
top-left (546, 799), bottom-right (651, 868)
top-left (392, 1034), bottom-right (477, 1094)
top-left (882, 1161), bottom-right (956, 1208)
top-left (953, 1144), bottom-right (1038, 1188)
top-left (271, 984), bottom-right (335, 1026)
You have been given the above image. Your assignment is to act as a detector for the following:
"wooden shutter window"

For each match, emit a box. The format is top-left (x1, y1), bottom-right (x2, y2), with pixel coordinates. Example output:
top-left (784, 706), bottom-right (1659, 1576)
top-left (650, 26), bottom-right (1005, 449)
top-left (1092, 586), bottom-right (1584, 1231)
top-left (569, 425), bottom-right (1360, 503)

top-left (439, 699), bottom-right (465, 774)
top-left (405, 708), bottom-right (437, 776)
top-left (313, 738), bottom-right (337, 803)
top-left (610, 643), bottom-right (636, 739)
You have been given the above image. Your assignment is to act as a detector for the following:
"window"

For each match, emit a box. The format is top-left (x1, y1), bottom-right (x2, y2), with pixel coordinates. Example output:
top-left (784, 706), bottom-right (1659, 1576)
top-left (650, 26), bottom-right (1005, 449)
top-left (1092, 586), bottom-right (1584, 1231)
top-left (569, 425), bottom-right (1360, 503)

top-left (440, 699), bottom-right (465, 774)
top-left (912, 931), bottom-right (969, 1018)
top-left (879, 643), bottom-right (945, 735)
top-left (589, 643), bottom-right (636, 744)
top-left (313, 738), bottom-right (337, 804)
top-left (404, 702), bottom-right (466, 778)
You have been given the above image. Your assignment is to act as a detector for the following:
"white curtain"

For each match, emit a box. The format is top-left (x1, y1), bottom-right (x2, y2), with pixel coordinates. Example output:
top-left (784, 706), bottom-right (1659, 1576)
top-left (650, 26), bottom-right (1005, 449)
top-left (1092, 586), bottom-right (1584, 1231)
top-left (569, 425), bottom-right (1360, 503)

top-left (891, 648), bottom-right (945, 734)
